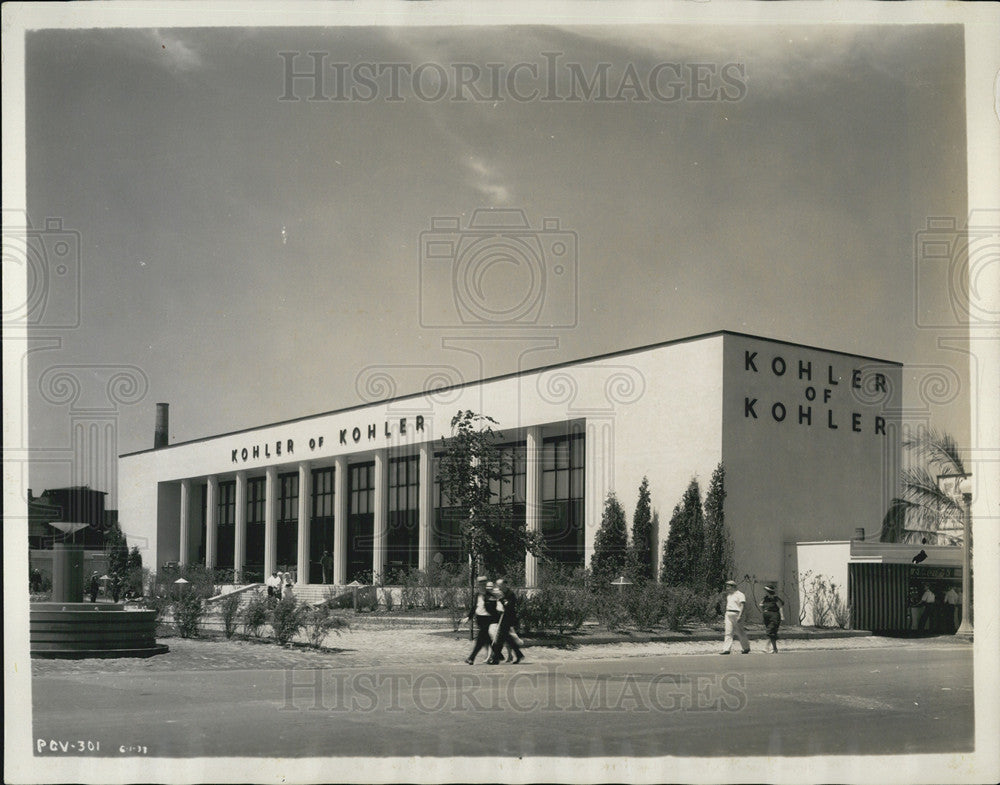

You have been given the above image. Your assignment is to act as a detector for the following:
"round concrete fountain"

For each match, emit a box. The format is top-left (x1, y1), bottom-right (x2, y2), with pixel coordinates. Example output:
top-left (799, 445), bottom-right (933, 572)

top-left (30, 543), bottom-right (168, 659)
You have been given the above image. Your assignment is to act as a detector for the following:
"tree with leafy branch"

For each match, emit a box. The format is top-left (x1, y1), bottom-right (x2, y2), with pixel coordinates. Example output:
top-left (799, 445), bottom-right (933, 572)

top-left (660, 479), bottom-right (705, 587)
top-left (627, 477), bottom-right (655, 582)
top-left (436, 411), bottom-right (546, 601)
top-left (879, 429), bottom-right (968, 546)
top-left (592, 492), bottom-right (629, 588)
top-left (701, 463), bottom-right (733, 592)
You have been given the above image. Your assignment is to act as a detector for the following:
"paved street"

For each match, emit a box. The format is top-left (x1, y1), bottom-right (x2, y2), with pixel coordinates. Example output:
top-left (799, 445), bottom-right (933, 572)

top-left (32, 637), bottom-right (972, 758)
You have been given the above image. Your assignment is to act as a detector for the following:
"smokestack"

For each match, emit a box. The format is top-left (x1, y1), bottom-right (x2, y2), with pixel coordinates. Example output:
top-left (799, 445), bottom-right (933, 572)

top-left (154, 403), bottom-right (169, 449)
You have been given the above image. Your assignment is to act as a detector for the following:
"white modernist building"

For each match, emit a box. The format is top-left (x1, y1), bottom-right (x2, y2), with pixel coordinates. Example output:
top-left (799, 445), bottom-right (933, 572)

top-left (118, 331), bottom-right (902, 589)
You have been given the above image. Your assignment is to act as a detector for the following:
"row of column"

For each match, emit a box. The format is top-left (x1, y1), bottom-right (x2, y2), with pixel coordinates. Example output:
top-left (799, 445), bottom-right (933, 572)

top-left (178, 428), bottom-right (546, 586)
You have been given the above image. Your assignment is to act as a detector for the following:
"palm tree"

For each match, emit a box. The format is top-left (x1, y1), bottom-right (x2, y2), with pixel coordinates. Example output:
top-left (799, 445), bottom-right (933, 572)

top-left (879, 429), bottom-right (967, 546)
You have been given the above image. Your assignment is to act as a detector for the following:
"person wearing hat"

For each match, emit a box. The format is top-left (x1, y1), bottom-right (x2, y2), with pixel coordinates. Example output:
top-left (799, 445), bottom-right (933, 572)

top-left (759, 584), bottom-right (784, 653)
top-left (465, 576), bottom-right (498, 664)
top-left (88, 571), bottom-right (101, 603)
top-left (721, 580), bottom-right (751, 654)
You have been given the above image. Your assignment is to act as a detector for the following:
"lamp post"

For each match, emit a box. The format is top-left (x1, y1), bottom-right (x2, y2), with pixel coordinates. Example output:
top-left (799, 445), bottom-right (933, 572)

top-left (611, 575), bottom-right (633, 595)
top-left (955, 478), bottom-right (973, 638)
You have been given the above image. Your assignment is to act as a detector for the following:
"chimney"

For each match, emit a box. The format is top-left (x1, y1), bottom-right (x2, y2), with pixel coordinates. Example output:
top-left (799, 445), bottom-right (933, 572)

top-left (154, 403), bottom-right (169, 448)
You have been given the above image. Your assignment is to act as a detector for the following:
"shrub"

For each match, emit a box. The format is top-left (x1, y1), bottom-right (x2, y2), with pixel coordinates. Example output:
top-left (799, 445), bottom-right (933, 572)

top-left (625, 583), bottom-right (665, 630)
top-left (271, 596), bottom-right (308, 646)
top-left (220, 592), bottom-right (242, 639)
top-left (521, 585), bottom-right (592, 635)
top-left (174, 592), bottom-right (204, 638)
top-left (242, 592), bottom-right (269, 637)
top-left (304, 605), bottom-right (350, 648)
top-left (593, 591), bottom-right (630, 633)
top-left (662, 585), bottom-right (707, 631)
top-left (802, 574), bottom-right (849, 628)
top-left (142, 594), bottom-right (171, 622)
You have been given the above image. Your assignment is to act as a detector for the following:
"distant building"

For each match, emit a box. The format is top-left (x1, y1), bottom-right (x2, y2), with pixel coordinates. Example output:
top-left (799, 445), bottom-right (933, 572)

top-left (28, 486), bottom-right (111, 550)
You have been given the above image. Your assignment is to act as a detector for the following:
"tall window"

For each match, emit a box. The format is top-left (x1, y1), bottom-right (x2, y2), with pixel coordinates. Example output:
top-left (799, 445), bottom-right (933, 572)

top-left (277, 473), bottom-right (298, 570)
top-left (432, 442), bottom-right (527, 565)
top-left (347, 462), bottom-right (375, 582)
top-left (541, 431), bottom-right (585, 565)
top-left (245, 477), bottom-right (266, 580)
top-left (433, 451), bottom-right (464, 563)
top-left (310, 466), bottom-right (335, 583)
top-left (216, 480), bottom-right (236, 569)
top-left (387, 455), bottom-right (419, 578)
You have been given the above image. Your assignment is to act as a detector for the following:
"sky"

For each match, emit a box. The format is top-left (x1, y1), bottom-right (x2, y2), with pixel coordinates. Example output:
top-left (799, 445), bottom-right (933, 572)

top-left (21, 23), bottom-right (970, 506)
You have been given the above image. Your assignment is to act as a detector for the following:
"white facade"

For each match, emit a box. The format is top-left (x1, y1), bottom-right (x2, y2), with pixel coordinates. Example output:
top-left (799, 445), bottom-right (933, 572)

top-left (118, 331), bottom-right (901, 588)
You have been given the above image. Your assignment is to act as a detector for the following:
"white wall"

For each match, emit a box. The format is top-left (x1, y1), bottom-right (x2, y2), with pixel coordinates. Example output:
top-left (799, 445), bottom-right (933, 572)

top-left (721, 334), bottom-right (903, 591)
top-left (120, 334), bottom-right (726, 572)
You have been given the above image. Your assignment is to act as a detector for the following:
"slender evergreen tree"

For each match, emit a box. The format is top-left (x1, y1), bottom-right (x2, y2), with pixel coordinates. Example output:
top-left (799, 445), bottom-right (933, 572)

top-left (660, 479), bottom-right (705, 587)
top-left (701, 463), bottom-right (733, 592)
top-left (628, 477), bottom-right (654, 582)
top-left (591, 492), bottom-right (629, 588)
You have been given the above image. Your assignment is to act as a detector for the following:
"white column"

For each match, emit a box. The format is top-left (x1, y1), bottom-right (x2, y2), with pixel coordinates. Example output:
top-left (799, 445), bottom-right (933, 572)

top-left (297, 461), bottom-right (312, 585)
top-left (418, 443), bottom-right (433, 572)
top-left (373, 449), bottom-right (388, 583)
top-left (234, 471), bottom-right (247, 583)
top-left (524, 427), bottom-right (542, 589)
top-left (333, 456), bottom-right (348, 585)
top-left (264, 466), bottom-right (278, 577)
top-left (205, 476), bottom-right (218, 568)
top-left (179, 479), bottom-right (192, 566)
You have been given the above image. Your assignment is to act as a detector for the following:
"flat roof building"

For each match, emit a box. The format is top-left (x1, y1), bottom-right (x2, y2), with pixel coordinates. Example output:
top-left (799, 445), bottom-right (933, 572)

top-left (118, 331), bottom-right (902, 588)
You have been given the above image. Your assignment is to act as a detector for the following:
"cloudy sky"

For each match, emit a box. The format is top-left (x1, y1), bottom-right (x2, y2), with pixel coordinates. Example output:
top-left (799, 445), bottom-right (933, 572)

top-left (22, 23), bottom-right (969, 504)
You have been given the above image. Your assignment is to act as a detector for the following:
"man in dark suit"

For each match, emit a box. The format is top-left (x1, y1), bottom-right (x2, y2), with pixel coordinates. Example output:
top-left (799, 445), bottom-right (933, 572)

top-left (491, 578), bottom-right (524, 664)
top-left (88, 571), bottom-right (100, 603)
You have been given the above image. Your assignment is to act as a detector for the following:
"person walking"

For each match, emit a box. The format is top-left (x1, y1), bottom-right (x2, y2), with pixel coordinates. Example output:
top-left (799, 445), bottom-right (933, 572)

top-left (490, 579), bottom-right (524, 665)
top-left (720, 580), bottom-right (751, 655)
top-left (465, 577), bottom-right (497, 665)
top-left (759, 584), bottom-right (784, 653)
top-left (88, 571), bottom-right (100, 603)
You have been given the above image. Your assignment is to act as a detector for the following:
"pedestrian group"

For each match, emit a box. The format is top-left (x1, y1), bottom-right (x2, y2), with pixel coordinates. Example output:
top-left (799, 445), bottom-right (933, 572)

top-left (465, 575), bottom-right (525, 665)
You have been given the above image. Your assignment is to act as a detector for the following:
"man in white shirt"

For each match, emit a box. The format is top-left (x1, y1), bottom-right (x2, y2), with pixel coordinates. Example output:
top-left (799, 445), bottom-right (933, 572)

top-left (944, 586), bottom-right (960, 632)
top-left (721, 580), bottom-right (751, 655)
top-left (919, 584), bottom-right (936, 632)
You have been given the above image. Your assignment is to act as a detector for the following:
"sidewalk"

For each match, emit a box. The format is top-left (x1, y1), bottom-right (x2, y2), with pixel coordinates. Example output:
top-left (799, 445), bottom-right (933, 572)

top-left (31, 621), bottom-right (969, 676)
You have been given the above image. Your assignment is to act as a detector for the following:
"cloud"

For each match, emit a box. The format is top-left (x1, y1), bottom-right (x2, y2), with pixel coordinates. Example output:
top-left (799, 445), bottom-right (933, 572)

top-left (143, 30), bottom-right (203, 72)
top-left (465, 155), bottom-right (511, 203)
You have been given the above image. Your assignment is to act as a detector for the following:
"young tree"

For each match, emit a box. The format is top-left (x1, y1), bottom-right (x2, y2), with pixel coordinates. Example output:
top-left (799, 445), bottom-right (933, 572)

top-left (436, 410), bottom-right (545, 589)
top-left (701, 463), bottom-right (733, 592)
top-left (627, 477), bottom-right (654, 582)
top-left (660, 479), bottom-right (705, 588)
top-left (105, 521), bottom-right (129, 578)
top-left (591, 492), bottom-right (629, 588)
